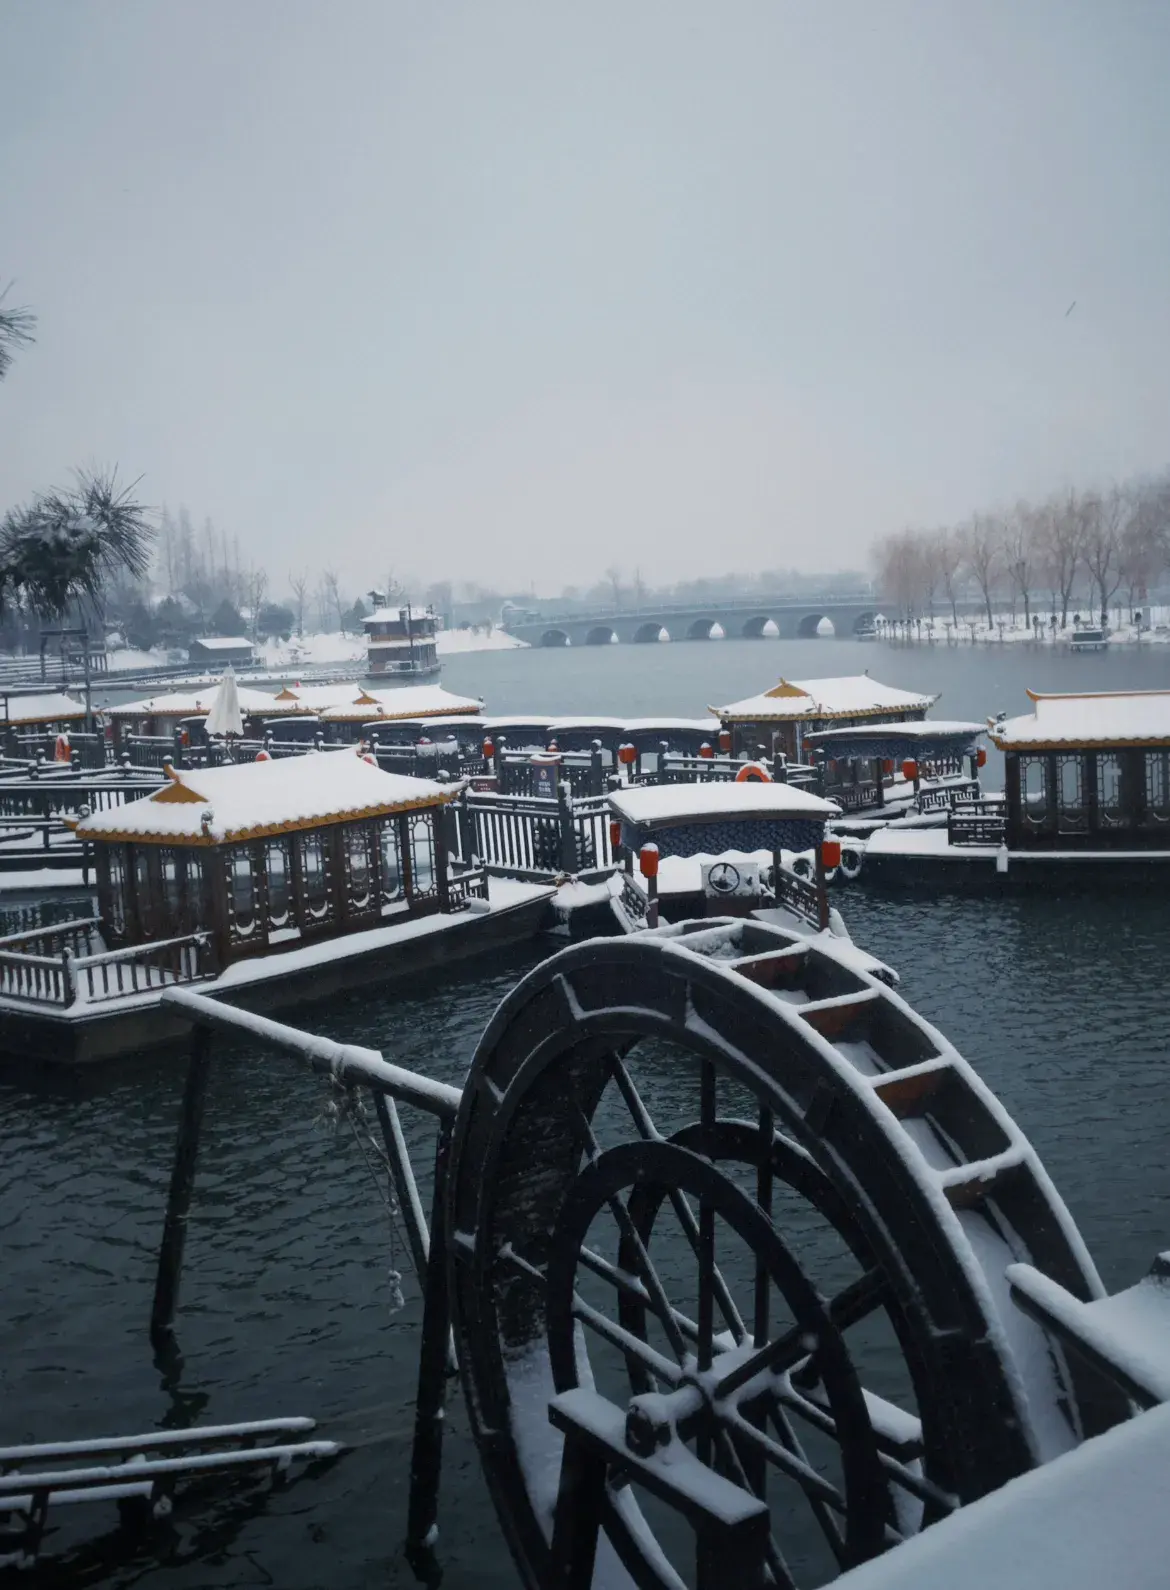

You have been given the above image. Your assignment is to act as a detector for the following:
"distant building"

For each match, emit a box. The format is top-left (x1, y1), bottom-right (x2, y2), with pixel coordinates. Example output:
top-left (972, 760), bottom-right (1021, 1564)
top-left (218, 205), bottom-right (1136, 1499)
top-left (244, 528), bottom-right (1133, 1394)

top-left (362, 606), bottom-right (440, 678)
top-left (188, 636), bottom-right (255, 667)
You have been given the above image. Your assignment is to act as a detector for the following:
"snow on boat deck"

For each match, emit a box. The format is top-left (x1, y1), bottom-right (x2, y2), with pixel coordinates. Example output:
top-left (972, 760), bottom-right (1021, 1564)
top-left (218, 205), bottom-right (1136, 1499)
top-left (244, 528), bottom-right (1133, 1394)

top-left (609, 781), bottom-right (838, 826)
top-left (834, 1401), bottom-right (1170, 1590)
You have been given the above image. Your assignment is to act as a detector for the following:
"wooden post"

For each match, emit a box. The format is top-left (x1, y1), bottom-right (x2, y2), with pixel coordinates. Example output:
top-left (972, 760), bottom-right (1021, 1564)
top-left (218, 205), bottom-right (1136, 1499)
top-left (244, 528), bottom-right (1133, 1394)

top-left (433, 808), bottom-right (452, 911)
top-left (814, 842), bottom-right (830, 931)
top-left (557, 781), bottom-right (578, 875)
top-left (405, 1127), bottom-right (453, 1565)
top-left (151, 1026), bottom-right (213, 1346)
top-left (590, 739), bottom-right (604, 796)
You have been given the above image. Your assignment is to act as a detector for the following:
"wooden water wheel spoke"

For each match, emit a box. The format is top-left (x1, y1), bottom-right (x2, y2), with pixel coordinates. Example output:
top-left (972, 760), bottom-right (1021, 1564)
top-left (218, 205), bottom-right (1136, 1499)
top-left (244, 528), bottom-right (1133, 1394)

top-left (575, 1107), bottom-right (690, 1366)
top-left (448, 927), bottom-right (1125, 1588)
top-left (609, 1050), bottom-right (749, 1346)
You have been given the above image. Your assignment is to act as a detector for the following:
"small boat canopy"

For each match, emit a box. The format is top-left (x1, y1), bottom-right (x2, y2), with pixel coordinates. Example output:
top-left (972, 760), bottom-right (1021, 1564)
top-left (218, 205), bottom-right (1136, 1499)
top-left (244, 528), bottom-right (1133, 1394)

top-left (0, 691), bottom-right (88, 726)
top-left (713, 676), bottom-right (936, 723)
top-left (319, 685), bottom-right (483, 723)
top-left (989, 689), bottom-right (1170, 751)
top-left (104, 686), bottom-right (280, 720)
top-left (75, 751), bottom-right (459, 847)
top-left (608, 780), bottom-right (839, 859)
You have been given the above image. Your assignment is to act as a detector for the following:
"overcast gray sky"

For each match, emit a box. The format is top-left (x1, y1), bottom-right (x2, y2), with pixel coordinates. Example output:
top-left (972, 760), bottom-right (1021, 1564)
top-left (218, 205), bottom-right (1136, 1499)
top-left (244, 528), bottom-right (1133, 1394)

top-left (2, 0), bottom-right (1167, 596)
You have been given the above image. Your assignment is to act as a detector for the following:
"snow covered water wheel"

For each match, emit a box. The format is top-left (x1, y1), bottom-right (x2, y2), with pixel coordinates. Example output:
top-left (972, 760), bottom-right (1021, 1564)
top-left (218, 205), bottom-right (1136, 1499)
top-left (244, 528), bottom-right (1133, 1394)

top-left (447, 921), bottom-right (1127, 1590)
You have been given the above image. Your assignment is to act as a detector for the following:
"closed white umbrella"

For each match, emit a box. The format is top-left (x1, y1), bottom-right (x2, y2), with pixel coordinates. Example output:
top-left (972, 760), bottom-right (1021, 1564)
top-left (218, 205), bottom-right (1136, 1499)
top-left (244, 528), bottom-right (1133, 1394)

top-left (205, 665), bottom-right (245, 739)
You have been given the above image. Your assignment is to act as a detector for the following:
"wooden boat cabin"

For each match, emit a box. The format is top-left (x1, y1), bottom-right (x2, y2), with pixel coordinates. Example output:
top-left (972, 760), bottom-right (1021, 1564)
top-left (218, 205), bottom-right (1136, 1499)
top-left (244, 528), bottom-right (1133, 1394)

top-left (1, 690), bottom-right (90, 759)
top-left (105, 687), bottom-right (280, 756)
top-left (74, 752), bottom-right (472, 970)
top-left (803, 720), bottom-right (986, 812)
top-left (608, 780), bottom-right (841, 931)
top-left (712, 676), bottom-right (936, 762)
top-left (362, 605), bottom-right (440, 678)
top-left (318, 684), bottom-right (483, 743)
top-left (989, 689), bottom-right (1170, 850)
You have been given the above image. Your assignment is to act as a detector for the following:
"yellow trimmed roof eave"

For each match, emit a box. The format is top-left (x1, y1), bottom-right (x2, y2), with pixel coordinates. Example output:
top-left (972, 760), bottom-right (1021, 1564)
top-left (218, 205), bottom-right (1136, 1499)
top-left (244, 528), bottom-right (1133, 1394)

top-left (78, 786), bottom-right (461, 848)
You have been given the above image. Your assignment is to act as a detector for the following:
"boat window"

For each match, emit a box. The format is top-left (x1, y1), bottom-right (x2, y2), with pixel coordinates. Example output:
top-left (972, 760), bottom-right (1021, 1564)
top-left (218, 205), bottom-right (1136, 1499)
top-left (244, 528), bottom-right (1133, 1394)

top-left (106, 847), bottom-right (128, 936)
top-left (1145, 753), bottom-right (1170, 824)
top-left (1056, 756), bottom-right (1088, 833)
top-left (266, 838), bottom-right (291, 927)
top-left (346, 823), bottom-right (374, 910)
top-left (160, 850), bottom-right (183, 931)
top-left (134, 848), bottom-right (156, 937)
top-left (380, 819), bottom-right (403, 902)
top-left (229, 848), bottom-right (256, 935)
top-left (1096, 754), bottom-right (1127, 826)
top-left (410, 815), bottom-right (436, 897)
top-left (1019, 756), bottom-right (1049, 826)
top-left (300, 832), bottom-right (330, 918)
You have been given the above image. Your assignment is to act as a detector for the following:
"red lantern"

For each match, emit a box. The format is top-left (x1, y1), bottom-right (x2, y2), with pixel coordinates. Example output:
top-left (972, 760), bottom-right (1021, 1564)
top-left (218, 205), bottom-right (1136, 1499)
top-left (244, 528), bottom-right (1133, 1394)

top-left (882, 758), bottom-right (894, 775)
top-left (609, 819), bottom-right (622, 849)
top-left (821, 839), bottom-right (842, 869)
top-left (902, 759), bottom-right (918, 781)
top-left (699, 742), bottom-right (714, 760)
top-left (639, 843), bottom-right (659, 879)
top-left (618, 743), bottom-right (638, 766)
top-left (718, 729), bottom-right (731, 754)
top-left (977, 747), bottom-right (988, 768)
top-left (482, 738), bottom-right (495, 759)
top-left (255, 749), bottom-right (272, 762)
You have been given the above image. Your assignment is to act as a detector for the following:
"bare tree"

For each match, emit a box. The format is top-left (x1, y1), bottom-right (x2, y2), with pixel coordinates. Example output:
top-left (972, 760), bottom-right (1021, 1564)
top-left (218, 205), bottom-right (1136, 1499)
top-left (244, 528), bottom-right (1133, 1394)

top-left (1002, 506), bottom-right (1037, 629)
top-left (288, 570), bottom-right (310, 636)
top-left (872, 529), bottom-right (928, 619)
top-left (1082, 485), bottom-right (1126, 625)
top-left (931, 528), bottom-right (964, 626)
top-left (321, 568), bottom-right (344, 633)
top-left (962, 515), bottom-right (1001, 627)
top-left (244, 567), bottom-right (269, 640)
top-left (1119, 476), bottom-right (1170, 614)
top-left (604, 565), bottom-right (622, 609)
top-left (1034, 491), bottom-right (1085, 628)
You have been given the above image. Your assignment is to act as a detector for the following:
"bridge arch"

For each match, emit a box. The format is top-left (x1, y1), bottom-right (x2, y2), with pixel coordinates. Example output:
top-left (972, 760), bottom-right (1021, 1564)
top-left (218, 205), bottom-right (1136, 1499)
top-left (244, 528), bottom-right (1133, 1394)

top-left (852, 611), bottom-right (877, 635)
top-left (740, 615), bottom-right (780, 639)
top-left (685, 618), bottom-right (718, 640)
top-left (538, 628), bottom-right (570, 648)
top-left (584, 625), bottom-right (618, 646)
top-left (633, 622), bottom-right (668, 644)
top-left (798, 612), bottom-right (835, 638)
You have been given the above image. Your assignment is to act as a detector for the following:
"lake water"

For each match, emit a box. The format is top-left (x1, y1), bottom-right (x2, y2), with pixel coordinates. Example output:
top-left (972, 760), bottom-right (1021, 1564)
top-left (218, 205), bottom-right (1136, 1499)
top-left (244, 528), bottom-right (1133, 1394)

top-left (2, 637), bottom-right (1168, 1587)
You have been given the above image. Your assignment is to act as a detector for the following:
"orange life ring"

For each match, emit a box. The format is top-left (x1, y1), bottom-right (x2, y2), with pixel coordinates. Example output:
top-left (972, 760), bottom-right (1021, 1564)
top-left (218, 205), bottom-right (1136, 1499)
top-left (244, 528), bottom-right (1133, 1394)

top-left (735, 761), bottom-right (773, 783)
top-left (54, 733), bottom-right (71, 763)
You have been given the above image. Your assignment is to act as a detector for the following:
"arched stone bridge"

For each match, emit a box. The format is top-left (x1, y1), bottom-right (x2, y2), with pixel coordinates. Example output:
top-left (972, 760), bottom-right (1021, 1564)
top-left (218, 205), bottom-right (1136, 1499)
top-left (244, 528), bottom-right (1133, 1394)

top-left (503, 597), bottom-right (879, 647)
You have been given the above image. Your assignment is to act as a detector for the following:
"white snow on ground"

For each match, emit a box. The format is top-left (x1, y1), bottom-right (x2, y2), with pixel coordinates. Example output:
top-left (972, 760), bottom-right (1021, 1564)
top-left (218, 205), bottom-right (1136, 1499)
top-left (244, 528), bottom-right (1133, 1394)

top-left (436, 626), bottom-right (526, 654)
top-left (105, 647), bottom-right (169, 671)
top-left (884, 605), bottom-right (1170, 647)
top-left (258, 626), bottom-right (525, 671)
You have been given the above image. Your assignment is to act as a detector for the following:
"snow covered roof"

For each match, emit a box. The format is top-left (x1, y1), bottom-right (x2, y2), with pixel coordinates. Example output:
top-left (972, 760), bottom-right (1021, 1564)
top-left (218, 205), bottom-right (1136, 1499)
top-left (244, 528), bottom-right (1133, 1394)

top-left (189, 636), bottom-right (253, 650)
top-left (713, 676), bottom-right (936, 722)
top-left (545, 717), bottom-right (720, 735)
top-left (990, 689), bottom-right (1170, 750)
top-left (265, 682), bottom-right (370, 714)
top-left (806, 720), bottom-right (985, 745)
top-left (1, 691), bottom-right (87, 725)
top-left (362, 606), bottom-right (435, 626)
top-left (105, 687), bottom-right (280, 720)
top-left (319, 685), bottom-right (483, 723)
top-left (609, 780), bottom-right (838, 829)
top-left (75, 751), bottom-right (457, 846)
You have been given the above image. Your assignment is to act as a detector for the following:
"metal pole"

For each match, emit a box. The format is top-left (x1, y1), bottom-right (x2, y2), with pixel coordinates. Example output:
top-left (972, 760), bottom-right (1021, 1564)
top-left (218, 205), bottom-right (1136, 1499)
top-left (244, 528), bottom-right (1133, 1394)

top-left (372, 1090), bottom-right (430, 1287)
top-left (406, 1126), bottom-right (453, 1565)
top-left (150, 1026), bottom-right (213, 1345)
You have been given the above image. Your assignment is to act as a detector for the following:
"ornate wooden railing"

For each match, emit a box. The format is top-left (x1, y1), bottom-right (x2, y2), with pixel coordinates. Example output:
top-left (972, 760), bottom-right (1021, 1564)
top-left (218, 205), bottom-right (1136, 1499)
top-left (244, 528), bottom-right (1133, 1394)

top-left (948, 800), bottom-right (1007, 847)
top-left (774, 862), bottom-right (824, 928)
top-left (74, 934), bottom-right (212, 1003)
top-left (917, 777), bottom-right (982, 814)
top-left (465, 790), bottom-right (614, 879)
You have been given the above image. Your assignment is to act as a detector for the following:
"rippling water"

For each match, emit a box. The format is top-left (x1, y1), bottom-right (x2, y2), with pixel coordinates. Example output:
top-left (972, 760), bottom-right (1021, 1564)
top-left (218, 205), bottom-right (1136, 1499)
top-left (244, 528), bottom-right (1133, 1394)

top-left (3, 638), bottom-right (1169, 1586)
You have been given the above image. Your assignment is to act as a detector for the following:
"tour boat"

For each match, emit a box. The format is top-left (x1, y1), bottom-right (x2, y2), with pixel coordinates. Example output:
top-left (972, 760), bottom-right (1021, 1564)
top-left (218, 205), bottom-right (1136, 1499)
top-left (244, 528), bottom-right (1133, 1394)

top-left (856, 688), bottom-right (1170, 890)
top-left (0, 753), bottom-right (552, 1063)
top-left (556, 779), bottom-right (897, 982)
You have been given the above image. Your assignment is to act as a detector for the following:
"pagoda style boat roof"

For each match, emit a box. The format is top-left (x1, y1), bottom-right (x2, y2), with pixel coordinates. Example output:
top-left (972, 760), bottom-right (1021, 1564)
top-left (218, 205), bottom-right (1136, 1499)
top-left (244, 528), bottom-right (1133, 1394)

top-left (105, 686), bottom-right (280, 720)
top-left (318, 685), bottom-right (483, 724)
top-left (362, 605), bottom-right (435, 625)
top-left (74, 752), bottom-right (459, 847)
top-left (989, 690), bottom-right (1170, 751)
top-left (546, 716), bottom-right (720, 736)
top-left (1, 690), bottom-right (88, 725)
top-left (713, 676), bottom-right (936, 722)
top-left (805, 720), bottom-right (984, 755)
top-left (264, 682), bottom-right (372, 714)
